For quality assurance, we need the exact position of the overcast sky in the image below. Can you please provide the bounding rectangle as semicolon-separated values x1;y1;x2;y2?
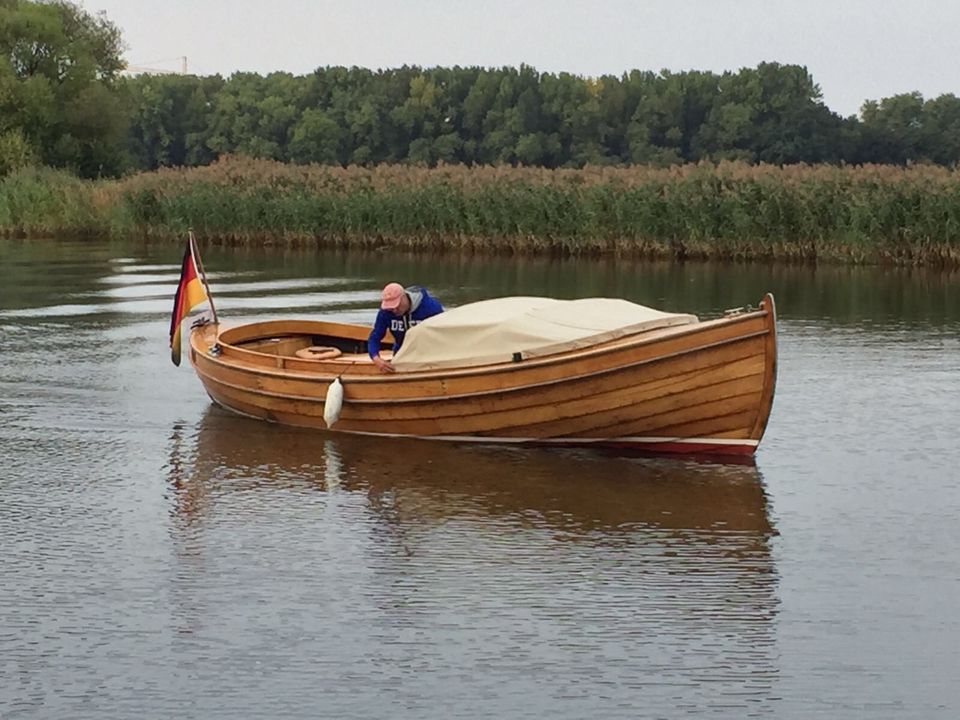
86;0;958;117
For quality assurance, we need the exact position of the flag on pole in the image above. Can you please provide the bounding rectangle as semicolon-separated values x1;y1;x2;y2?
169;239;208;366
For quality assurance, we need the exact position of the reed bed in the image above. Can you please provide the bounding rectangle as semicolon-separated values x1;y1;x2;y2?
3;156;960;265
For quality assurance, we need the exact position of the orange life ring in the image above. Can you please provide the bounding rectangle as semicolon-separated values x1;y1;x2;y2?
294;345;343;361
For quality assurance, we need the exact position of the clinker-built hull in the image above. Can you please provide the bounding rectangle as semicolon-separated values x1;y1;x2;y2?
188;294;777;456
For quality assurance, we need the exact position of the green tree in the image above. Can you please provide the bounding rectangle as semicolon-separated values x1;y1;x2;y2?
698;63;843;164
125;74;223;169
594;73;630;161
856;92;960;164
921;94;960;165
541;71;606;166
461;68;502;161
205;72;306;161
625;70;718;165
288;108;344;164
0;0;127;176
392;73;444;162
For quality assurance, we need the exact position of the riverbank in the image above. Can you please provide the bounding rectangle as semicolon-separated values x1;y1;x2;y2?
3;156;960;265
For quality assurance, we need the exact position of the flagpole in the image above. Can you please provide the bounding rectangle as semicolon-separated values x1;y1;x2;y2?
188;229;219;324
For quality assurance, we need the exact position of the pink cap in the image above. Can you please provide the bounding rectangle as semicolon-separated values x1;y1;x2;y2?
380;282;405;310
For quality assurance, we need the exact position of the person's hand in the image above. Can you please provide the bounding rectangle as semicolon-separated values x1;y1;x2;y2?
372;355;395;374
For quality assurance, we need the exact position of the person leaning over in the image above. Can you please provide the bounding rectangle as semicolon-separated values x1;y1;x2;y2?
367;282;444;373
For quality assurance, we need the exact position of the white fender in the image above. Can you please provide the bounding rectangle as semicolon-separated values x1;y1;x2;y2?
324;378;344;428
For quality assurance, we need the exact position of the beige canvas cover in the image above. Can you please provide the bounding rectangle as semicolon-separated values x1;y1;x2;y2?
391;296;698;371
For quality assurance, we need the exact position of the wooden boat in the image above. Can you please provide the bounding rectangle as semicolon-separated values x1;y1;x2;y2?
186;293;777;457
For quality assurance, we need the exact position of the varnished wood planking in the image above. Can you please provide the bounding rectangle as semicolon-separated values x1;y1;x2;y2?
348;351;766;423
193;317;769;403
591;392;763;437
642;407;760;439
188;296;779;452
197;355;763;439
349;352;760;434
195;334;764;427
474;378;764;440
206;310;767;381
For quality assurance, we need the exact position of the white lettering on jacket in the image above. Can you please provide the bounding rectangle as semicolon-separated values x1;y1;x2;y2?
390;318;421;332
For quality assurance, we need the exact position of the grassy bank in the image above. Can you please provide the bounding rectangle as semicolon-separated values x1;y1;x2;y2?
3;156;960;265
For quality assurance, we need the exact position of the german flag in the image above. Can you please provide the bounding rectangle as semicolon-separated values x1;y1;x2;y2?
169;239;208;366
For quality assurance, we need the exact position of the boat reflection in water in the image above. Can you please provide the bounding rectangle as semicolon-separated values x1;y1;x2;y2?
169;406;775;537
165;406;781;713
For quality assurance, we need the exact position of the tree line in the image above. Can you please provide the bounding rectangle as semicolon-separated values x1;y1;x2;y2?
3;0;960;178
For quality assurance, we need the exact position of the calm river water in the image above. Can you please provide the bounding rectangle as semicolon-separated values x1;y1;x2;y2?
1;238;959;719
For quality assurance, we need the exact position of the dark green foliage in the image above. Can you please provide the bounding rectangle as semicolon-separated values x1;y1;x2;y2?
118;63;960;173
5;2;960;180
859;92;960;165
125;74;224;169
0;0;127;176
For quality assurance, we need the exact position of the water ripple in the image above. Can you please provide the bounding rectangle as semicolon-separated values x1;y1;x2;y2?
4;240;960;719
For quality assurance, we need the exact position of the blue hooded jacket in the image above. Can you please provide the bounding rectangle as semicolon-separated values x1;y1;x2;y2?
367;286;444;358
